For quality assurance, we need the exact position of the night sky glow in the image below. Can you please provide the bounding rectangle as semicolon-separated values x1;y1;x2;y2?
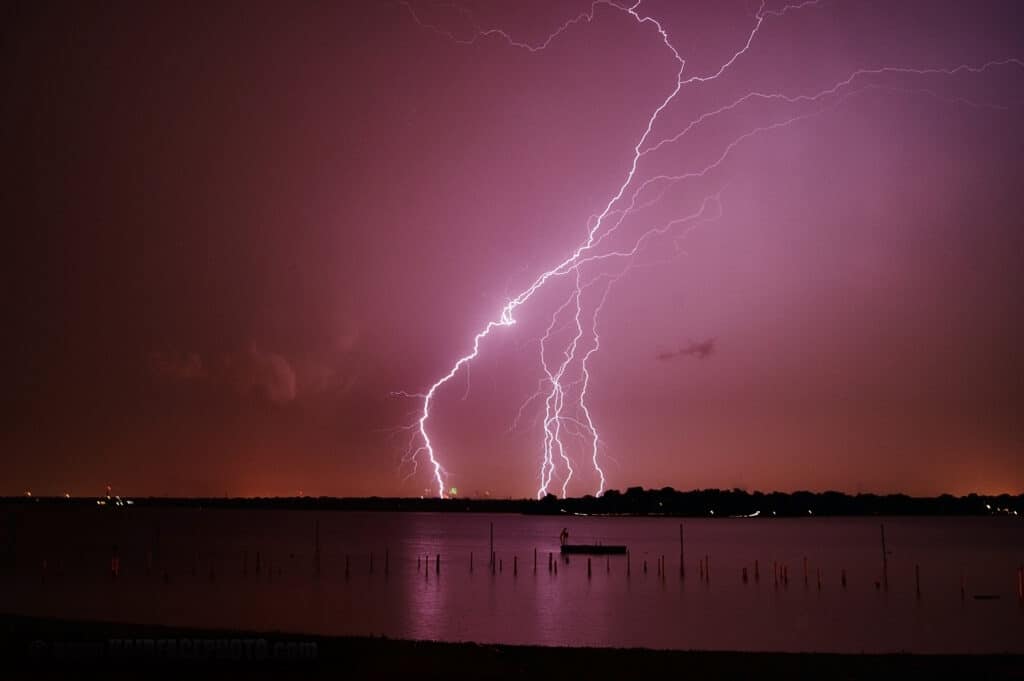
4;1;1023;498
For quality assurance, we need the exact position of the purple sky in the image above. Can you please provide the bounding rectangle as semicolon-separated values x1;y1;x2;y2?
3;0;1023;498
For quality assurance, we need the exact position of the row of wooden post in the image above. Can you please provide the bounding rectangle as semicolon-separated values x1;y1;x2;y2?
41;519;1024;606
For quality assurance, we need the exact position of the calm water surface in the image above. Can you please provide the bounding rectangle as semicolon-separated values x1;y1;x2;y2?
2;507;1022;653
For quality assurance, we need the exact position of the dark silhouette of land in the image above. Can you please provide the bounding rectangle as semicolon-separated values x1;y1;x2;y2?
4;487;1021;517
1;614;1021;680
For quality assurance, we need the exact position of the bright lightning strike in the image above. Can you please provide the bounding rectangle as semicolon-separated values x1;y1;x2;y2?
397;1;1023;499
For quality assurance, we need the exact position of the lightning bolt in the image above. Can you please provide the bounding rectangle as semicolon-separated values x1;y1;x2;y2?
398;1;1023;498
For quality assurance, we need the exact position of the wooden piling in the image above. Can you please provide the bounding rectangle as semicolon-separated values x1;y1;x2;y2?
816;567;821;591
626;550;631;576
960;571;965;600
606;556;610;573
554;560;557;575
514;555;518;576
153;521;161;567
385;549;389;576
314;520;321;576
705;554;710;582
742;566;748;583
548;552;553;573
489;522;494;567
436;553;440;575
587;558;592;579
754;559;759;582
679;523;685;579
470;552;473;573
492;552;496;575
370;552;374;574
915;564;921;599
534;548;537;574
499;558;502;573
880;524;889;591
803;556;808;586
345;554;350;579
841;568;847;589
643;559;647;574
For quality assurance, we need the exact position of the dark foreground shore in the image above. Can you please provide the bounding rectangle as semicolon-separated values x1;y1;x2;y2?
2;614;1022;681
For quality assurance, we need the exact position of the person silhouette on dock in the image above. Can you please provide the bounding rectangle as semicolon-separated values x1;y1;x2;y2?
559;528;569;546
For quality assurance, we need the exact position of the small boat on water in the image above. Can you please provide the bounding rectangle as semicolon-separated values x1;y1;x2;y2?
560;544;627;555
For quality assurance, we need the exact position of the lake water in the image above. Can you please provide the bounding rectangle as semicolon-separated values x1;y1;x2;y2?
2;507;1022;653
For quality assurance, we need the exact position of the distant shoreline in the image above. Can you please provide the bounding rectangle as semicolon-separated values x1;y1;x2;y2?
1;613;1021;680
2;487;1021;517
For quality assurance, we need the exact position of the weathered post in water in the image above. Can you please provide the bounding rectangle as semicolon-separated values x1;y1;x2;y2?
587;558;592;579
489;522;494;567
534;548;537;574
470;552;473;573
679;523;685;579
154;521;161;567
880;524;889;591
314;520;321;577
435;553;440;575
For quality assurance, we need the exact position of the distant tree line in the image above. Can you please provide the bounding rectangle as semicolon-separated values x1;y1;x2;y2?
2;487;1021;517
532;487;1022;517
